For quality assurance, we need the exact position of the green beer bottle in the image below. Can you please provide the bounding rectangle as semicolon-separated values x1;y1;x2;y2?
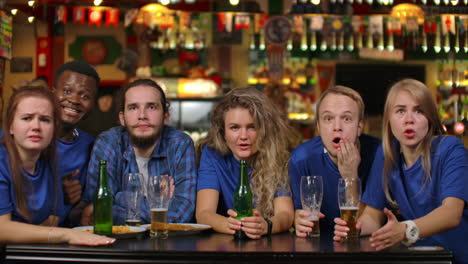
233;159;253;239
94;160;113;236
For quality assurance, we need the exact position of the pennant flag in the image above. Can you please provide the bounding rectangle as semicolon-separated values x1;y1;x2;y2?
405;17;419;33
124;8;138;27
254;14;269;33
441;15;455;35
293;15;304;34
179;12;190;30
73;6;85;24
217;13;226;32
55;5;67;24
310;16;324;32
235;13;250;31
369;16;383;35
352;16;363;33
424;17;437;34
387;17;402;35
88;8;102;26
105;8;119;27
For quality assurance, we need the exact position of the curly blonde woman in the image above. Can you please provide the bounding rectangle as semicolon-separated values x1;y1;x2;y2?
196;87;299;239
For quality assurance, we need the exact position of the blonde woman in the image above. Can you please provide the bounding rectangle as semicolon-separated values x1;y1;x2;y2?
334;79;468;263
196;87;298;239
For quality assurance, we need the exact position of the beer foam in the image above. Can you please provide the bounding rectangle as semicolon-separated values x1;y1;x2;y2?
339;206;359;210
150;208;168;212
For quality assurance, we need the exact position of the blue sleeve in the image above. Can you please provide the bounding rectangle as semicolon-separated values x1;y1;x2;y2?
0;169;13;216
84;132;126;225
288;151;304;210
197;146;220;192
361;146;387;210
438;139;468;203
167;136;197;223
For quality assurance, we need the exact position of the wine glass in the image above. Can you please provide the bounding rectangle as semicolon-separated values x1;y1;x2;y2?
300;175;323;238
337;178;361;239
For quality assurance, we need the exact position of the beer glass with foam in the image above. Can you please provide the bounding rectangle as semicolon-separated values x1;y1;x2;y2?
146;174;172;239
337;178;361;239
124;173;143;226
300;175;323;238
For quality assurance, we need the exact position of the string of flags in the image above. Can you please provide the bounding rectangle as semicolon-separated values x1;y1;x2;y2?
53;5;468;53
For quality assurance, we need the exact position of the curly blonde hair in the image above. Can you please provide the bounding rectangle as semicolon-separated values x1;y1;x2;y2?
197;87;299;217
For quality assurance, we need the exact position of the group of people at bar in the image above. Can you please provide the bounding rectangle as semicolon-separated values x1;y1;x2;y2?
0;61;466;263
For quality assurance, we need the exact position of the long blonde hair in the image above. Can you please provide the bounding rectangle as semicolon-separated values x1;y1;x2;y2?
197;87;299;217
382;79;444;203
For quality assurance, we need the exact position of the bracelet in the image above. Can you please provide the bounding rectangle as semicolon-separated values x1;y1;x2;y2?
47;227;54;243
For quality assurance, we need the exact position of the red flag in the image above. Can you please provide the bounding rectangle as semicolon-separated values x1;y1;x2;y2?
105;8;119;27
55;5;67;24
89;8;102;26
73;6;85;24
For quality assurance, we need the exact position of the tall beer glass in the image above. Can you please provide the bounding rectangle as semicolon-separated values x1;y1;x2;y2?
300;175;323;238
337;178;361;239
146;174;172;239
124;173;143;226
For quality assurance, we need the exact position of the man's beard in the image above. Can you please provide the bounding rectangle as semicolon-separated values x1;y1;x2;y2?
129;129;160;150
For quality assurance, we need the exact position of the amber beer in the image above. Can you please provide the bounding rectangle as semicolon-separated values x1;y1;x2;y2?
151;208;168;238
340;206;359;238
125;219;141;226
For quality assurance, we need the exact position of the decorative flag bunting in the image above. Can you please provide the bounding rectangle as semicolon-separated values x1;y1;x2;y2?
105;9;119;27
73;6;85;24
124;9;138;27
442;15;456;35
55;5;67;24
88;8;102;26
235;13;250;31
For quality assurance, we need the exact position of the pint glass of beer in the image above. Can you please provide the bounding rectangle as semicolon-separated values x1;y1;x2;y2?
124;173;143;227
300;176;323;238
337;178;361;239
146;174;172;239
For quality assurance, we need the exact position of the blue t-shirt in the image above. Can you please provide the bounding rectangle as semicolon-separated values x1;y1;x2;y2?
362;136;468;264
84;126;197;225
0;144;66;225
289;134;380;232
57;128;94;216
197;145;291;217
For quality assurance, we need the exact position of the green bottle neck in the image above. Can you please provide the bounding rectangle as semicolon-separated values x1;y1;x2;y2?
99;164;109;189
239;160;249;186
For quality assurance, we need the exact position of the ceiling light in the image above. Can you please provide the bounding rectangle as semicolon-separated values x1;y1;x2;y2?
160;0;170;5
94;0;103;6
28;0;34;7
230;0;239;5
28;16;35;23
11;9;18;15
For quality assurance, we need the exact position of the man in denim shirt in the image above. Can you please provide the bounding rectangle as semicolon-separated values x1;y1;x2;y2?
80;79;197;225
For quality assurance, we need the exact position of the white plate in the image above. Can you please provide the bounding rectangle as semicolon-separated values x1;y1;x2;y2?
141;223;211;236
73;225;146;239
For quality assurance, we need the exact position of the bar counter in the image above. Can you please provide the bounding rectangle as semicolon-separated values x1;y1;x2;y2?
4;231;452;264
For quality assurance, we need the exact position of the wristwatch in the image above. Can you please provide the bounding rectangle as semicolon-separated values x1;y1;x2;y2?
265;218;273;237
402;220;419;246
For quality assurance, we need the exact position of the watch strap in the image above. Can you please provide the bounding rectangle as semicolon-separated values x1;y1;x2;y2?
402;220;419;246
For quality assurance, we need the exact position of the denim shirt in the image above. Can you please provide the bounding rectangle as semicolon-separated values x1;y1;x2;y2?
84;126;197;224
